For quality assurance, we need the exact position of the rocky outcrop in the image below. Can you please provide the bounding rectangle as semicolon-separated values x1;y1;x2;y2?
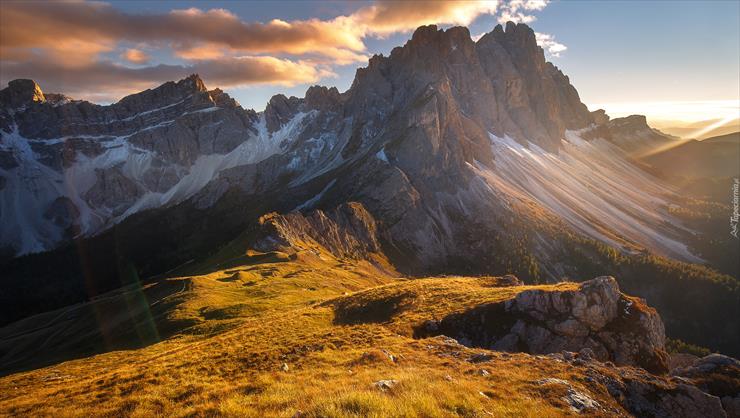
672;354;740;417
604;114;678;156
253;202;383;260
589;366;729;418
419;277;669;373
503;277;668;373
264;94;302;133
304;85;342;112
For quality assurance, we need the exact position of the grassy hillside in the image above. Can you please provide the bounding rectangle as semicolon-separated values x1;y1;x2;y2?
0;247;394;375
0;251;702;417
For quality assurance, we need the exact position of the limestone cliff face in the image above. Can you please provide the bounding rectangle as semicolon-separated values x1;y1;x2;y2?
478;22;593;150
291;23;600;271
0;79;46;110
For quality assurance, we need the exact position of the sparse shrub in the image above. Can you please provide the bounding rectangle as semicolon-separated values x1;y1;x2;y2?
666;338;712;357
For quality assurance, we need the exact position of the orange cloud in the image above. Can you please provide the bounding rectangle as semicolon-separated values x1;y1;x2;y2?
0;2;368;63
173;43;228;61
0;1;116;62
354;1;499;36
121;48;150;64
0;1;504;63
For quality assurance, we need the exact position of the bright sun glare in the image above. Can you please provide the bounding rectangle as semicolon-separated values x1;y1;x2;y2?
591;99;740;125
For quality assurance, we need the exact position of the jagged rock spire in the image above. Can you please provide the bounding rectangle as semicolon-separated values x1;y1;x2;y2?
0;79;46;109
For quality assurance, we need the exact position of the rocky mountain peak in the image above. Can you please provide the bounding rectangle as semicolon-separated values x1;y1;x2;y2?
180;73;208;93
484;21;545;70
208;88;240;108
612;114;648;127
116;74;210;113
43;93;74;106
0;79;46;109
591;109;610;125
408;24;472;45
403;24;476;60
304;85;341;111
409;24;439;44
504;21;537;42
482;22;537;48
264;93;302;132
604;114;677;155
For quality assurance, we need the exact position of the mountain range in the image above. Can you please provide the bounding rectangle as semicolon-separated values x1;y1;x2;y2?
1;22;738;417
0;22;695;264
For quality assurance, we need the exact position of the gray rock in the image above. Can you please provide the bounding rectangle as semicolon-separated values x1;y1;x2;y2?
537;378;602;413
721;396;740;418
373;379;397;391
552;319;589;338
469;353;494;363
495;277;667;372
492;333;519;352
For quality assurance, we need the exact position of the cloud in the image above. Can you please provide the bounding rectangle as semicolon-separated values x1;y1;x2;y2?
0;0;558;102
121;49;150;64
0;2;366;63
0;1;502;63
355;1;499;36
173;43;229;61
0;55;331;102
497;0;548;24
535;32;567;57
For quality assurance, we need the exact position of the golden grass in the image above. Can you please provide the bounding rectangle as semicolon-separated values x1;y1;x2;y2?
326;276;579;336
1;250;627;417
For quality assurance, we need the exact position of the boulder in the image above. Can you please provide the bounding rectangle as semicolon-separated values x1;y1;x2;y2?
419;276;669;373
373;380;397;391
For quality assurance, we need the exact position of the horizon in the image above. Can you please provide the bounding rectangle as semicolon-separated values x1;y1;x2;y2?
1;0;738;126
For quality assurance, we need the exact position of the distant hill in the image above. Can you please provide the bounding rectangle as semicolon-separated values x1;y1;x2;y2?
652;118;740;140
643;131;739;179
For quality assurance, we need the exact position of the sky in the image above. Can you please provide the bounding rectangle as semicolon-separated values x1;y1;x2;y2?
1;0;738;124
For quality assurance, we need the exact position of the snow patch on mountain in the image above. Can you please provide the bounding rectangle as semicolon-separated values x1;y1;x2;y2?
0;128;99;253
376;148;389;163
0;111;312;255
116;111;312;218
